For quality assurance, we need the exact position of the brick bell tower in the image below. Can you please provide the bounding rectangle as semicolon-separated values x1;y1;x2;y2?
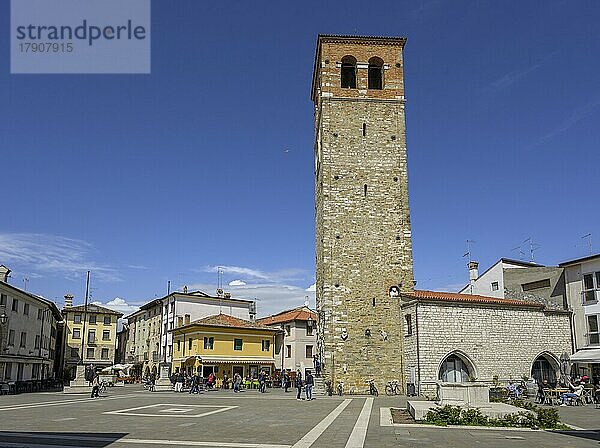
312;35;414;393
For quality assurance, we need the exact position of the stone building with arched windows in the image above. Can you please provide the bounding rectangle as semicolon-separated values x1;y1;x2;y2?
400;290;571;397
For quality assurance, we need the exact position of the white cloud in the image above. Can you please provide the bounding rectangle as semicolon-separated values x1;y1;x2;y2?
101;297;140;316
305;283;316;292
202;265;306;283
0;233;120;282
228;280;247;286
188;282;315;317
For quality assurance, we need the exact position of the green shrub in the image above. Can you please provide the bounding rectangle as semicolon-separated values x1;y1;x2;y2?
423;403;565;429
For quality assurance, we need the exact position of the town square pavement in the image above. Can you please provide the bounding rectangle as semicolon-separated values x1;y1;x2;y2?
0;385;598;447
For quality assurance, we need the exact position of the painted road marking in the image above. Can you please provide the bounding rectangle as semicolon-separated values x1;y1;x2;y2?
291;398;352;448
52;417;78;422
0;394;143;411
345;398;373;448
379;407;393;426
104;403;238;418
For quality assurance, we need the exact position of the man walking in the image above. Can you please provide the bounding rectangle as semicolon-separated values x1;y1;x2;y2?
284;371;290;393
90;372;100;398
295;370;303;401
305;371;314;400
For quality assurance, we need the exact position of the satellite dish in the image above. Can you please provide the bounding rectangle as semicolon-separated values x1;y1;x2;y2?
216;288;224;296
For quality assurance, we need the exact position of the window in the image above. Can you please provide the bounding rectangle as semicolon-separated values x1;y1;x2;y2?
262;339;270;352
104;315;111;325
8;329;15;346
87;348;95;359
588;315;599;345
306;322;314;336
364;184;368;197
74;314;81;324
4;363;12;379
88;329;95;344
305;345;313;358
71;347;79;358
368;57;383;90
340;55;357;88
12;298;18;312
188;338;193;350
23;303;29;316
204;337;214;350
234;338;243;351
37;308;42;319
177;316;183;327
170;302;175;312
583;272;600;303
89;315;96;324
405;314;413;336
177;340;181;352
102;330;110;341
0;293;6;307
20;332;26;347
101;348;109;359
362;123;367;137
491;281;499;291
73;328;81;339
35;335;40;349
285;345;291;358
285;325;291;336
522;279;551;291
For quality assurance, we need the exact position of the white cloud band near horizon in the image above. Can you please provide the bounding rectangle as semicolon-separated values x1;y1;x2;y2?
0;232;120;282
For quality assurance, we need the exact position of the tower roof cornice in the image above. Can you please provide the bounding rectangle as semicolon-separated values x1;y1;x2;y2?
311;34;407;102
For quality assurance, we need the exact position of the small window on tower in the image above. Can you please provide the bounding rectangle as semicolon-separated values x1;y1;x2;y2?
364;184;368;197
340;55;357;89
362;123;366;136
368;57;384;90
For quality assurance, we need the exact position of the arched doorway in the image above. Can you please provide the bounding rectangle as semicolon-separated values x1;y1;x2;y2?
531;353;558;385
439;353;474;383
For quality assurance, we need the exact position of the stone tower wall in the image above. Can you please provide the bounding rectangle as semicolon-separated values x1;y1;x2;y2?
313;36;414;393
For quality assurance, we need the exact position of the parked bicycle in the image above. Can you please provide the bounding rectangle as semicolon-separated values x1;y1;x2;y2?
98;381;108;394
385;380;402;396
366;379;378;396
337;381;344;396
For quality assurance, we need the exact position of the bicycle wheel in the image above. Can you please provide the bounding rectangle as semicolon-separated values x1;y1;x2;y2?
385;384;394;396
373;386;379;397
394;384;401;395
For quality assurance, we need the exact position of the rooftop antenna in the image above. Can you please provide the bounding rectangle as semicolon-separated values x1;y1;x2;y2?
22;276;29;292
523;237;541;262
511;245;526;260
217;267;223;291
463;239;476;262
167;280;171;295
581;233;592;255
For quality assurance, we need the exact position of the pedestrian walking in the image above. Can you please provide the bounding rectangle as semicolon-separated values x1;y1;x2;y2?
233;373;242;393
189;373;198;394
176;372;184;392
284;371;290;393
305;371;314;400
90;373;100;398
295;370;303;400
259;371;266;393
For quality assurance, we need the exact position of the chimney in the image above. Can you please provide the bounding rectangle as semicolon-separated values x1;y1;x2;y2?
468;261;479;281
64;294;74;308
0;265;11;283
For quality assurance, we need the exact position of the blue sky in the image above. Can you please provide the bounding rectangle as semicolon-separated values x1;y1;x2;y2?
1;1;599;316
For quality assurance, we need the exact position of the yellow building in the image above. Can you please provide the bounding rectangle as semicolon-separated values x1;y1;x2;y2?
62;301;123;380
171;313;278;382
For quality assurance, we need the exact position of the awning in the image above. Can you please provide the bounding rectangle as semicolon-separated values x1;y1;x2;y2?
198;356;275;365
570;349;600;363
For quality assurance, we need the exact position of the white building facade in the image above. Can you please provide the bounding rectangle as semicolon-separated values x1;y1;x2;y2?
0;266;63;385
560;254;600;381
258;306;317;376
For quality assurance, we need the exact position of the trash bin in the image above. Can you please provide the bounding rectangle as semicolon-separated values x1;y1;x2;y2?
407;383;416;396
